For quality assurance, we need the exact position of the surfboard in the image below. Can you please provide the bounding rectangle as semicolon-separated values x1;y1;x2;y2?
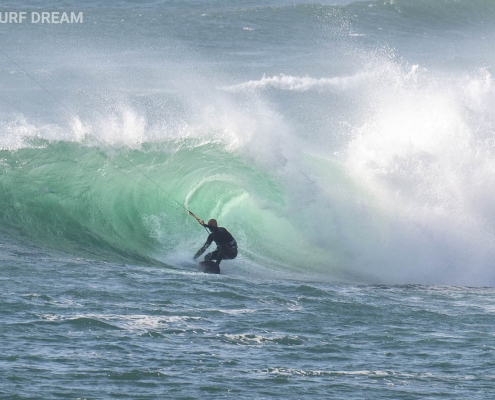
199;260;220;274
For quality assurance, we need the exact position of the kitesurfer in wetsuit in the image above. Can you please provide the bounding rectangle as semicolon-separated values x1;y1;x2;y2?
193;219;238;266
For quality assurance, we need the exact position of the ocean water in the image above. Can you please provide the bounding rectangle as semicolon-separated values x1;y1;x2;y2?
1;0;495;398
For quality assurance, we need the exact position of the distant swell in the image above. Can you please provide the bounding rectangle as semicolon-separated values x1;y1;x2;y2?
225;73;371;93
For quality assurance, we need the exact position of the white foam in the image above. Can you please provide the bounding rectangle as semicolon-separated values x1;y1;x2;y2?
0;116;67;150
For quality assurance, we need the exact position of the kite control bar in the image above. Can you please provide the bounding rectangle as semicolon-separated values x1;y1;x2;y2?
188;210;205;226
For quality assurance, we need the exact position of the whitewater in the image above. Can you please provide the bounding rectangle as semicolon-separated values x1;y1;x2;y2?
1;0;495;398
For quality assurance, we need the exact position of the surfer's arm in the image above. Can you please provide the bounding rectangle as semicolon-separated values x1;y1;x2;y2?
193;234;213;259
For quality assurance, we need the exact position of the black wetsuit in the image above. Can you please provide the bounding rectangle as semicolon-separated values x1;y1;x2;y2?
194;224;238;266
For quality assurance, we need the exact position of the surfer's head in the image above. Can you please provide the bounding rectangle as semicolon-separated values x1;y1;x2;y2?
207;219;218;227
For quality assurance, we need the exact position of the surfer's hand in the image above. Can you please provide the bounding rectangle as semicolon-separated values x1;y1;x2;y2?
199;219;205;226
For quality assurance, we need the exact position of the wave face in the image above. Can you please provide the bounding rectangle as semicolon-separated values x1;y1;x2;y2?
1;0;495;284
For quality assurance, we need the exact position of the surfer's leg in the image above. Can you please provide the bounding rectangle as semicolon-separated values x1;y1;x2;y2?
205;246;235;266
214;246;226;266
204;249;219;262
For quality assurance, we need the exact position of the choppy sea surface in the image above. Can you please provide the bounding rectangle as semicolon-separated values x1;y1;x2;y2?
1;0;495;398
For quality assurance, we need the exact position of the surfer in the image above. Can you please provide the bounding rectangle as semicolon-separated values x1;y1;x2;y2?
193;219;238;266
